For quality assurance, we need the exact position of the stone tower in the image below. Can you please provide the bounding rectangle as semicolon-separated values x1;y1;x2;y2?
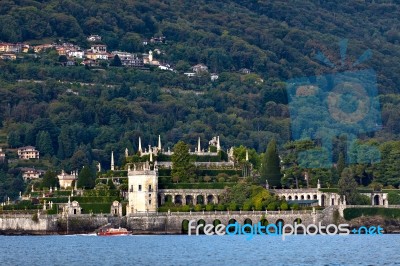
126;161;158;214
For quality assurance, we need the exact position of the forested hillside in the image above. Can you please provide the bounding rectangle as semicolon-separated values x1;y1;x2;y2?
1;0;400;198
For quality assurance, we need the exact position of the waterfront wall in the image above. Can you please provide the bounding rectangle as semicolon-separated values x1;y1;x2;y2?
0;209;335;235
0;214;108;235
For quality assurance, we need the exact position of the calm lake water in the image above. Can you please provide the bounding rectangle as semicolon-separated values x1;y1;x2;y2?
0;234;399;266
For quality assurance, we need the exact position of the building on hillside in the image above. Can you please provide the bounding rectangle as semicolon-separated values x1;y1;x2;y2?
86;52;108;60
184;72;196;77
126;161;158;214
87;35;102;42
210;73;219;81
58;170;78;189
21;168;45;181
67;49;84;59
0;148;5;161
17;146;40;159
158;64;174;71
143;50;160;66
33;44;54;53
0;53;17;60
150;36;166;44
239;68;251;74
90;44;107;53
80;59;99;67
0;42;25;53
191;63;208;73
111;51;144;67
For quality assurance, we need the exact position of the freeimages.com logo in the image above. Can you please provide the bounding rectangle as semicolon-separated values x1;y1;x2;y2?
188;220;384;240
286;39;381;168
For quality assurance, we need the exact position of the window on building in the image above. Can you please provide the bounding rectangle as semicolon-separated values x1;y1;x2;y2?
149;200;151;204
149;185;152;191
138;185;142;191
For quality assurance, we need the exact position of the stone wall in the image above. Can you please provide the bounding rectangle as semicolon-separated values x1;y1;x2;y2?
0;210;334;235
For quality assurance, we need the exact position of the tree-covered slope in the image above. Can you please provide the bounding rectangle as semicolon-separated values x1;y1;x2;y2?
1;0;400;93
0;0;400;174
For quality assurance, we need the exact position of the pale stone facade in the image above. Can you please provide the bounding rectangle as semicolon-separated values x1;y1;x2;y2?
21;168;45;181
110;201;123;216
126;162;158;214
63;199;82;215
58;170;77;189
17;146;40;159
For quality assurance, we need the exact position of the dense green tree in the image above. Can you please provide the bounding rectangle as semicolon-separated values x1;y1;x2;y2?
36;131;54;156
171;141;196;183
337;152;345;177
111;55;122;67
77;165;95;189
40;171;59;189
338;168;359;205
261;139;281;188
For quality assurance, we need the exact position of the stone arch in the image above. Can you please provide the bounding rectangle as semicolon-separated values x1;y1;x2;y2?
307;195;311;200
213;219;221;226
260;219;268;226
313;195;318;200
243;218;252;233
185;195;194;205
295;195;298;200
175;195;183;205
207;195;214;204
182;219;189;233
321;194;326;207
244;218;252;225
165;195;172;203
227;219;237;233
197;219;206;234
288;195;292;200
213;219;221;232
374;195;380;205
293;218;302;225
281;196;286;200
260;218;269;234
301;195;305;200
158;194;162;206
196;195;204;205
276;219;285;226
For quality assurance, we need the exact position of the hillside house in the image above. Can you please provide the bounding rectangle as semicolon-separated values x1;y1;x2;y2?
0;148;5;161
0;53;16;60
21;168;45;181
111;51;144;67
17;146;40;159
192;63;208;73
87;35;102;42
90;44;107;53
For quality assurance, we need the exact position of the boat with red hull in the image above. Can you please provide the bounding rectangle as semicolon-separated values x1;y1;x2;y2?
97;227;131;236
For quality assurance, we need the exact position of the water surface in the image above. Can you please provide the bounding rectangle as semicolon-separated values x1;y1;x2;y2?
0;234;398;265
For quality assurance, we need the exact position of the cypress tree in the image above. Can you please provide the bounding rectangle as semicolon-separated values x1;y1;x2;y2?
261;139;281;188
337;152;345;177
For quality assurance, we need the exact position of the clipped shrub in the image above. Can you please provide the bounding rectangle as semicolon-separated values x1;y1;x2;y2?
280;201;289;210
388;191;400;205
205;204;214;211
194;204;203;212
